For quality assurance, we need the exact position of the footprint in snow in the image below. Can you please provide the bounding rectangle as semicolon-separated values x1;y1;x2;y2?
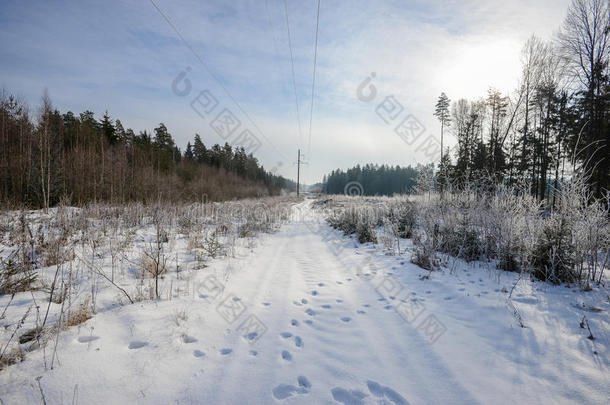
77;335;99;343
182;335;198;344
341;317;352;322
262;302;271;306
330;387;367;405
280;332;293;338
331;381;409;405
357;310;366;314
304;320;313;325
301;298;308;304
249;350;258;356
384;305;393;310
318;282;325;287
336;299;344;303
128;341;147;349
281;350;292;361
366;380;409;404
243;332;260;341
193;350;205;358
220;348;232;355
298;375;311;389
291;319;300;327
336;281;343;285
311;290;319;296
294;336;303;348
362;304;370;308
321;304;332;309
305;308;316;316
272;376;311;400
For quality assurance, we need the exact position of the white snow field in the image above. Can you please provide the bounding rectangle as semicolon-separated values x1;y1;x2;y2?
0;200;608;404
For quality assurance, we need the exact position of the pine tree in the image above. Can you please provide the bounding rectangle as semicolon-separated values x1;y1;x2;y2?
101;111;117;145
434;93;451;162
153;123;174;151
193;134;207;164
114;119;126;143
184;142;194;161
436;148;453;191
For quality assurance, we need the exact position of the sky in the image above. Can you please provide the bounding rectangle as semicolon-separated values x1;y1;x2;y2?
0;0;571;184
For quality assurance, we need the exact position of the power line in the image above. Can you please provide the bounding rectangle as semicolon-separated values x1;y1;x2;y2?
147;0;289;162
307;0;321;160
283;0;303;146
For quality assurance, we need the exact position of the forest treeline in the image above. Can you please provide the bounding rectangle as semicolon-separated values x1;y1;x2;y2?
434;0;609;201
323;164;418;196
0;92;290;209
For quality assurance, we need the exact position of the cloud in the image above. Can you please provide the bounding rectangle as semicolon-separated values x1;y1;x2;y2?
0;0;571;183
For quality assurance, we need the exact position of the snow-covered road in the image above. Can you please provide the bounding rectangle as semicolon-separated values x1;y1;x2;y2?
190;217;470;405
1;201;608;404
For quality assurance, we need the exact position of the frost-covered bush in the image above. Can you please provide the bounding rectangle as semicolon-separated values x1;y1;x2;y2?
0;213;37;294
531;178;609;285
356;218;377;244
411;199;442;270
411;193;482;266
318;176;608;288
386;201;416;239
484;187;541;273
327;204;379;243
438;225;482;262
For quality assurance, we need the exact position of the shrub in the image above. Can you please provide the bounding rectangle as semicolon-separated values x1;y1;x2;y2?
356;220;377;244
0;254;37;295
532;216;575;283
412;231;440;270
202;231;225;258
438;225;482;262
327;204;378;244
388;202;416;239
530;177;609;285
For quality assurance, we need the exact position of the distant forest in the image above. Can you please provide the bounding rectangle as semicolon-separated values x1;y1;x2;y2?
0;91;289;208
323;164;418;196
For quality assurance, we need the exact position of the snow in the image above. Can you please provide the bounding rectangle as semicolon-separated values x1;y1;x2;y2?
0;200;608;404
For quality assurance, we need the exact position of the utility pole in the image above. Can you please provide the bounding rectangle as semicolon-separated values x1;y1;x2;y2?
294;149;308;197
297;149;301;196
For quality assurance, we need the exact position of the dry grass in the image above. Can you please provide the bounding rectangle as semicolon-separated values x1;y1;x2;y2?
64;299;93;327
0;346;25;370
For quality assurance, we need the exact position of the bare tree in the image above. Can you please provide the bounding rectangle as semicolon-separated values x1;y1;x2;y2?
37;90;52;213
558;0;610;195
